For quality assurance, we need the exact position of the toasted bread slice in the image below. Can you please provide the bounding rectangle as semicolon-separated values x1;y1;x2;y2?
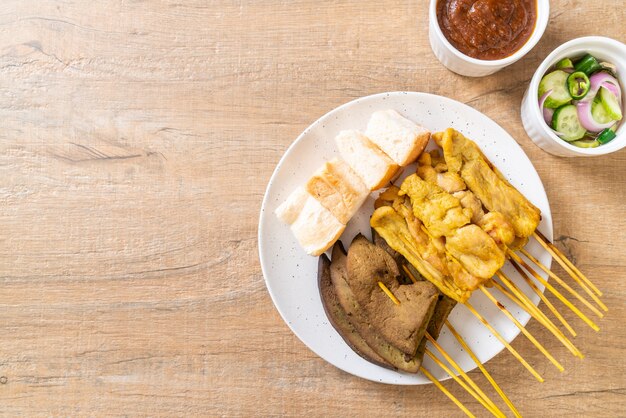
289;193;345;256
275;186;309;225
365;110;430;166
335;130;399;191
305;159;369;225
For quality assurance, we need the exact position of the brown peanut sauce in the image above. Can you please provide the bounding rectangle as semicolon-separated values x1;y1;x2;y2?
437;0;537;60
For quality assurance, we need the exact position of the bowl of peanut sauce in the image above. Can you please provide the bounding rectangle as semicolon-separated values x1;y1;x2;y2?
429;0;549;77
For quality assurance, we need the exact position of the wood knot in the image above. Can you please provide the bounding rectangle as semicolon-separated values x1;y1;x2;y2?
0;376;7;384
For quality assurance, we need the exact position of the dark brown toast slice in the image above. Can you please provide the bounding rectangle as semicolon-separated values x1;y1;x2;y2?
371;231;458;359
329;242;422;373
318;253;388;368
346;235;439;356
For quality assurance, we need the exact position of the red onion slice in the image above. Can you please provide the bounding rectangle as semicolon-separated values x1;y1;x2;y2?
538;89;554;124
584;72;622;103
543;107;555;125
576;100;615;132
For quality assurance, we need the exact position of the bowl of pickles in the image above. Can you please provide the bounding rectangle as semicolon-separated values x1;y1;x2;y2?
521;36;626;157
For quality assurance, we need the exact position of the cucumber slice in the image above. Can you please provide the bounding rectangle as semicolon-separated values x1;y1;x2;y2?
592;99;614;124
599;86;623;120
539;70;572;108
552;104;587;141
571;139;600;148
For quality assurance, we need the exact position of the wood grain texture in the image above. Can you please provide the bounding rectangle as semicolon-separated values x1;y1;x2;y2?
0;0;625;416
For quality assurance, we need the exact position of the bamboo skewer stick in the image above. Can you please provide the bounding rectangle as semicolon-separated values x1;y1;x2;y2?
493;272;583;359
508;251;600;332
421;366;476;418
532;232;606;310
504;263;580;345
479;286;564;372
464;301;544;382
425;350;504;418
493;272;581;358
378;281;400;305
426;333;505;417
445;321;522;418
519;248;606;316
402;265;418;284
534;230;603;297
506;257;577;337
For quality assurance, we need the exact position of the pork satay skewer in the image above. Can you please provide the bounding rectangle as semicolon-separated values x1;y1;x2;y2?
433;128;605;307
526;237;607;312
508;252;600;331
414;223;563;371
479;286;564;372
425;350;505;418
426;333;506;416
412;159;597;329
519;248;605;317
417;156;604;325
420;366;476;418
446;320;522;418
493;272;583;359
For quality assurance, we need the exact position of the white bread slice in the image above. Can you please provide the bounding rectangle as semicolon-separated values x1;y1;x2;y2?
305;158;369;224
335;130;400;191
290;193;345;256
275;186;308;225
365;110;430;166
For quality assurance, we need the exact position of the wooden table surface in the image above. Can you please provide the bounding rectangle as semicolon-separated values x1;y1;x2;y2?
1;1;625;416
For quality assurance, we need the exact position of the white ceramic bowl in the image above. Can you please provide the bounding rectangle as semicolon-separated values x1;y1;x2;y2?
521;36;626;157
429;0;549;77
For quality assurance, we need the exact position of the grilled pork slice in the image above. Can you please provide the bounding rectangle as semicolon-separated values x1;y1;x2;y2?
329;242;423;372
461;158;541;239
370;205;473;303
346;235;438;356
400;174;505;280
434;128;541;239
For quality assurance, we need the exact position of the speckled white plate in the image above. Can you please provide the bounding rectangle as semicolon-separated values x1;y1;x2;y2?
258;92;552;385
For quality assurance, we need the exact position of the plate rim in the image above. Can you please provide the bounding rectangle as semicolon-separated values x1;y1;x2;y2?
258;91;553;385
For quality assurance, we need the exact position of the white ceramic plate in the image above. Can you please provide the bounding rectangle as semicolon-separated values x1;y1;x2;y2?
258;92;553;385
